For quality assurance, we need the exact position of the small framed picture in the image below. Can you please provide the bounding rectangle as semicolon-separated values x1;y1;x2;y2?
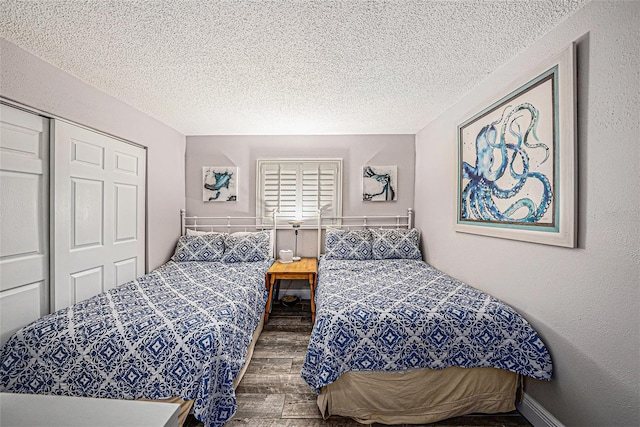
202;166;237;202
363;165;397;202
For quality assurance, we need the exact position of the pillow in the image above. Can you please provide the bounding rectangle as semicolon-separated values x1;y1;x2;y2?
186;228;216;236
324;229;372;260
171;234;225;262
371;228;422;260
230;229;275;258
222;230;271;262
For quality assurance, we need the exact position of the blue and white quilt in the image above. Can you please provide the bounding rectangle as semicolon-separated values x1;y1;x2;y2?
0;260;271;427
301;259;552;392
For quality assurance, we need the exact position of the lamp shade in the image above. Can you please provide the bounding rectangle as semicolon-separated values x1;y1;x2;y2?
288;219;304;228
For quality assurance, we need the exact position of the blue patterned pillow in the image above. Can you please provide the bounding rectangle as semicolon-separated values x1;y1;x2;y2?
371;228;422;260
222;230;271;262
324;229;372;260
171;234;225;262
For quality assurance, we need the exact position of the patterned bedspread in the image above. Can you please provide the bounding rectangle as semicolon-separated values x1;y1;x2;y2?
301;259;552;392
0;260;271;427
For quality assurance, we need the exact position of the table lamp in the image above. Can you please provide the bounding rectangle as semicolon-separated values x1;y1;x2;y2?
288;219;304;261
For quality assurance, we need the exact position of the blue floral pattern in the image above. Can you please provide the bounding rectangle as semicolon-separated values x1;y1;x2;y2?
0;260;272;427
222;231;271;263
301;259;552;393
324;229;372;260
171;234;226;262
371;228;422;260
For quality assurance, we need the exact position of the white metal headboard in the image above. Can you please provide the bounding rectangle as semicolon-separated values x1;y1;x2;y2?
316;208;414;258
180;209;278;254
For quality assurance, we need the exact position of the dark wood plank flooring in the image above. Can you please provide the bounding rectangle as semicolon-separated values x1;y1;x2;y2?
186;300;531;426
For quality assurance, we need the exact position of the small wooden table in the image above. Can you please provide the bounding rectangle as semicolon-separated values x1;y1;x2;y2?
265;257;318;324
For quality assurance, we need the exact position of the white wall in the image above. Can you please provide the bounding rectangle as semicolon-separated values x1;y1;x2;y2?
186;134;415;259
0;38;186;270
414;2;639;426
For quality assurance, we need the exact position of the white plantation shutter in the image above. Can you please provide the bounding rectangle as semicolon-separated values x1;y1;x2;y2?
302;162;339;218
257;159;342;224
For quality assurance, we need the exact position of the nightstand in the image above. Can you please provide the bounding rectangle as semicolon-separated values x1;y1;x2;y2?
265;257;318;324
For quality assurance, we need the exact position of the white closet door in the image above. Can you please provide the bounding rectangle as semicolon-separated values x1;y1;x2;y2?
0;105;49;346
52;120;146;310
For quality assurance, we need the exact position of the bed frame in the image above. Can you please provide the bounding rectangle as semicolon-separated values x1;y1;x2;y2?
181;208;277;245
311;208;520;424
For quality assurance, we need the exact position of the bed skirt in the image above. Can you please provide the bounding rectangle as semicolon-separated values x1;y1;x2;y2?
317;366;518;425
142;310;266;426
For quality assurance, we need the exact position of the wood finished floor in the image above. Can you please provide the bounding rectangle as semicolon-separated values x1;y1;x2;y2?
185;300;531;427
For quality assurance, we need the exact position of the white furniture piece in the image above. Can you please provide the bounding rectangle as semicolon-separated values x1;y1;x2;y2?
0;103;147;347
0;105;49;347
51;119;146;311
0;393;180;427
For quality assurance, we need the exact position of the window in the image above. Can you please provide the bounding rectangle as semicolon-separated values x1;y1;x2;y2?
256;159;342;224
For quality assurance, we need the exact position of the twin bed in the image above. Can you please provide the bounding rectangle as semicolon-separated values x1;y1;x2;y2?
0;209;552;426
301;213;552;423
0;211;275;427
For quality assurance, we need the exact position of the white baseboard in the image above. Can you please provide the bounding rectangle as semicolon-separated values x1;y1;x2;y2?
517;392;564;427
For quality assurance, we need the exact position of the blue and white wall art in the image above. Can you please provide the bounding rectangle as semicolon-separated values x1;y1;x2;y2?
363;165;397;202
202;166;237;202
456;44;576;247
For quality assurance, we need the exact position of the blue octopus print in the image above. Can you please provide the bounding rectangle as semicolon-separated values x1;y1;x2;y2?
203;167;237;202
461;103;552;223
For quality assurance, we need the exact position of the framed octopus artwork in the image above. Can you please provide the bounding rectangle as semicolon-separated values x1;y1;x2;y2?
456;43;577;248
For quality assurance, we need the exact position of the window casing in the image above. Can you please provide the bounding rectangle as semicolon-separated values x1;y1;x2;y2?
256;159;342;225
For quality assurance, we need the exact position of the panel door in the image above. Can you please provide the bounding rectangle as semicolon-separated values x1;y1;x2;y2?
0;104;49;346
52;120;146;310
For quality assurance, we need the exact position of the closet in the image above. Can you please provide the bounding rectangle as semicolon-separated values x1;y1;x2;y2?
0;104;146;345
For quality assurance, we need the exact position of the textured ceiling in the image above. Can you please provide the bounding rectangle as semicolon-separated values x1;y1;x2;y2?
1;1;587;135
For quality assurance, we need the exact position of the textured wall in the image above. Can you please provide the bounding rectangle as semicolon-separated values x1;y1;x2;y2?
413;1;639;426
0;38;186;270
185;134;415;259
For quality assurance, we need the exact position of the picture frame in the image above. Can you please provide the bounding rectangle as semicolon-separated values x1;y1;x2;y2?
455;43;576;247
202;166;238;202
363;165;397;202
